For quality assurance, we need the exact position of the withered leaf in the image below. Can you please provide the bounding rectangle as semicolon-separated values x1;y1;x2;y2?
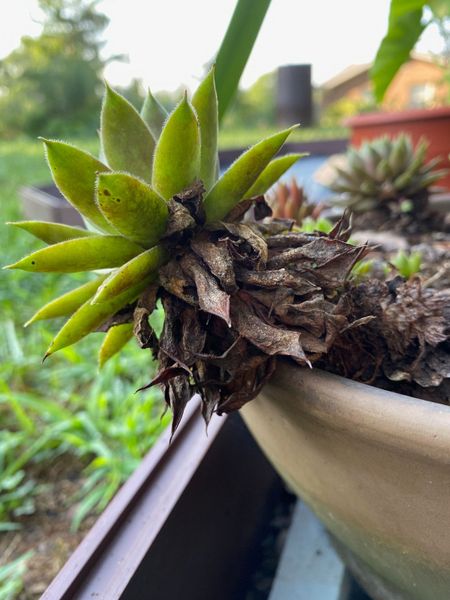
222;223;268;268
180;254;231;326
267;232;316;248
191;235;237;293
159;261;197;305
133;284;159;349
231;295;308;363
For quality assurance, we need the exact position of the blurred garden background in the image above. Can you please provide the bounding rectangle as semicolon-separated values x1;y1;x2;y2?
0;0;448;596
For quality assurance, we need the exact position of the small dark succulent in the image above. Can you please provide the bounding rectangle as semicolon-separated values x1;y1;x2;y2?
269;177;327;225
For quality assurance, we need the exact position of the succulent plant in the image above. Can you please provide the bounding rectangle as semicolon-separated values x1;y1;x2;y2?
330;135;447;215
6;68;406;432
269;177;327;225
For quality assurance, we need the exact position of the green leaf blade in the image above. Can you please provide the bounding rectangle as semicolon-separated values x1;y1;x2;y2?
42;140;115;233
141;89;168;139
203;125;298;222
45;276;155;357
7;221;95;245
151;95;201;200
101;84;155;183
25;275;108;326
5;236;144;273
92;246;168;304
245;153;307;197
215;0;272;121
98;323;134;368
192;67;219;191
371;0;426;102
96;172;169;247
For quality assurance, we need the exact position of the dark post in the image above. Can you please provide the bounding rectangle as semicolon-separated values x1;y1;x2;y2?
277;64;313;127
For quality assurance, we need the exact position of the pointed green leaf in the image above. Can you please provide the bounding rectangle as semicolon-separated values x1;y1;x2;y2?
92;246;167;304
25;275;108;326
42;140;115;233
203;125;298;222
371;0;426;102
245;153;307;197
101;83;155;182
141;89;168;139
5;236;143;272
45;276;154;357
98;323;134;368
8;221;95;245
192;67;219;191
215;0;272;121
152;94;200;200
96;172;168;247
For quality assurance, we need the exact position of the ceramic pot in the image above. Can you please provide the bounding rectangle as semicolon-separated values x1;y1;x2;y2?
242;362;450;600
346;106;450;191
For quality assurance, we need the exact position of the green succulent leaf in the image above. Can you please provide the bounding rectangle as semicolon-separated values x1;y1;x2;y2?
141;89;168;139
96;172;169;247
25;275;108;326
45;276;155;358
101;83;155;183
152;94;201;200
98;322;134;368
5;236;144;272
7;221;95;245
371;0;426;102
42;140;115;233
92;246;168;304
203;125;298;222
192;67;219;191
245;153;307;197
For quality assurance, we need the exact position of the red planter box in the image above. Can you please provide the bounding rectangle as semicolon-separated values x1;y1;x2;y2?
346;106;450;190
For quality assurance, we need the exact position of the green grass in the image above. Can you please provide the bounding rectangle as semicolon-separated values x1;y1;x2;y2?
218;124;348;149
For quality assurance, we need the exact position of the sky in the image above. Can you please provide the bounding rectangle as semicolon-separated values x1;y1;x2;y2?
0;0;446;93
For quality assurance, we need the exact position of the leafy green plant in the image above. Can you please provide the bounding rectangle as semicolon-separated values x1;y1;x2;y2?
0;552;33;600
351;258;376;279
372;0;449;102
5;70;301;365
299;216;334;234
0;313;167;530
391;250;423;279
0;431;38;531
329;135;447;215
6;66;379;434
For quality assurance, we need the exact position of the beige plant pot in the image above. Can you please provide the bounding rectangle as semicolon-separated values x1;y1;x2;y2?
241;361;450;600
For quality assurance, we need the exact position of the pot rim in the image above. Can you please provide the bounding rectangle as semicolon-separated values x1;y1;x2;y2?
345;106;450;129
264;360;450;461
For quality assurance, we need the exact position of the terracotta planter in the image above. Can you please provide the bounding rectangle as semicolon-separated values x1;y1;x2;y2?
242;362;450;600
346;107;450;190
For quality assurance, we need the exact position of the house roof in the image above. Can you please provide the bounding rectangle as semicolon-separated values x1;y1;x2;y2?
322;53;438;90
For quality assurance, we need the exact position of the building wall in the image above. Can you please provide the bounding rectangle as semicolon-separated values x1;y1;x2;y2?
322;59;448;113
383;60;448;110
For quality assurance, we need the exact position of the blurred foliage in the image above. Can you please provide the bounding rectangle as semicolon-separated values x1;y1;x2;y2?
0;138;168;538
222;71;276;130
320;94;377;128
371;0;450;103
0;0;117;139
0;552;32;600
391;250;423;279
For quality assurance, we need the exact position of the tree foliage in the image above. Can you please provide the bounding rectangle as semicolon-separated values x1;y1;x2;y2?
0;0;112;138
